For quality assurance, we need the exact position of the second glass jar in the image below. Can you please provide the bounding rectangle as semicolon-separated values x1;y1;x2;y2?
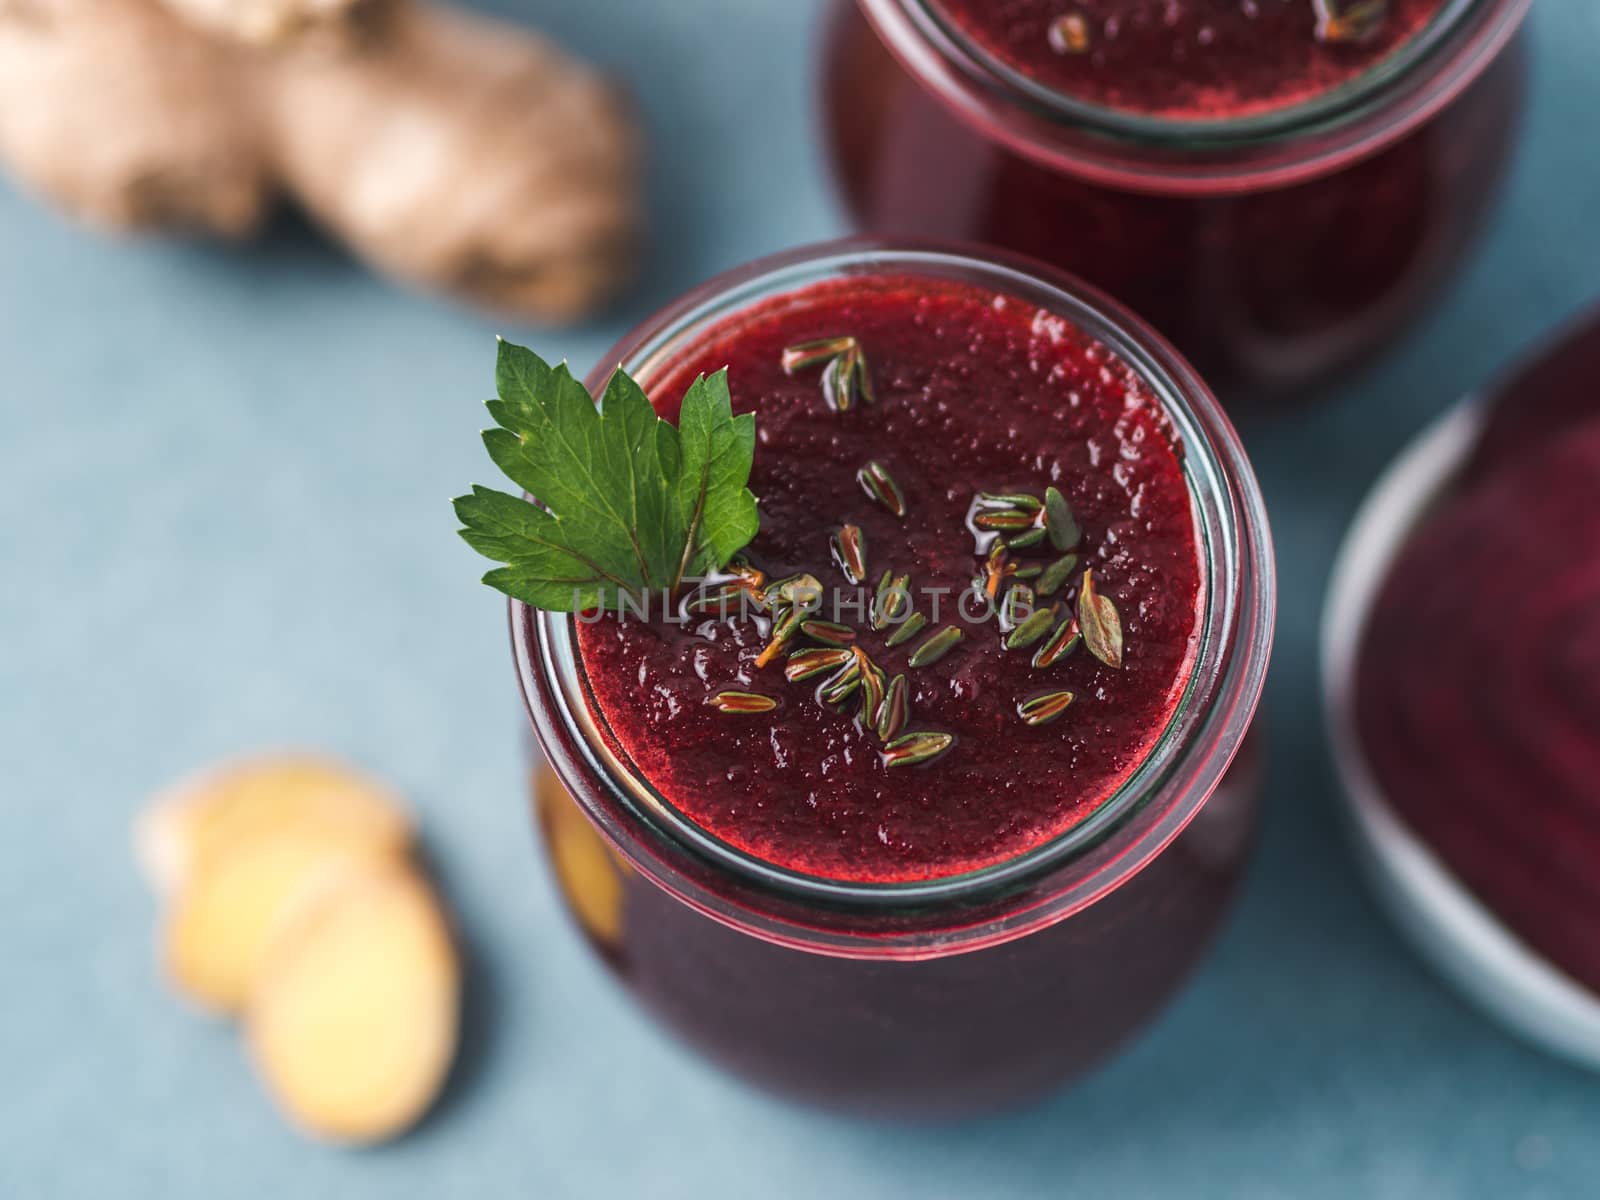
823;0;1531;399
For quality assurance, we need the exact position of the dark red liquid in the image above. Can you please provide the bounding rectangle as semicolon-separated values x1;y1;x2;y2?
823;2;1527;396
1465;305;1600;484
534;737;1260;1115
575;275;1203;883
933;0;1446;119
1356;321;1600;995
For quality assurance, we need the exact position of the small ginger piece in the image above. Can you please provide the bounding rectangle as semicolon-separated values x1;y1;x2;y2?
246;858;458;1144
137;754;411;895
533;764;630;947
139;752;459;1143
163;830;398;1012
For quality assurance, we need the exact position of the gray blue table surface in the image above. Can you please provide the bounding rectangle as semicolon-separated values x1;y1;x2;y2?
4;2;1598;1196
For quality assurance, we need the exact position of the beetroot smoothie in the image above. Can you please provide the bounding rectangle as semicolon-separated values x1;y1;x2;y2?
575;274;1203;884
932;0;1448;119
823;0;1530;397
1465;304;1600;484
1355;313;1600;994
517;244;1274;1115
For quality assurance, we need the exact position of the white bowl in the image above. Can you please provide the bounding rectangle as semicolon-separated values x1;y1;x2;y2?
1321;400;1600;1070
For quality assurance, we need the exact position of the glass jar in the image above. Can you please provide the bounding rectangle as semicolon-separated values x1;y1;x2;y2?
515;241;1276;1117
822;0;1531;399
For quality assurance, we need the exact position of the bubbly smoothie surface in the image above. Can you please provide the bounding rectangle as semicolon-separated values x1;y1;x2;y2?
572;276;1204;883
929;0;1452;120
1355;321;1600;991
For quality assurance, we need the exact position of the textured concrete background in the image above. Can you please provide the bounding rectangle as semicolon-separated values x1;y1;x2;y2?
3;2;1597;1196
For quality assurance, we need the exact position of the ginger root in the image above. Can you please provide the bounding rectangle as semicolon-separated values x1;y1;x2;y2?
164;829;397;1012
247;858;458;1144
137;753;458;1142
138;754;411;895
0;0;640;323
0;0;268;236
159;0;374;45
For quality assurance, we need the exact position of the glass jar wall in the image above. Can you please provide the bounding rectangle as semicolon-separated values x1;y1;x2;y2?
822;0;1530;399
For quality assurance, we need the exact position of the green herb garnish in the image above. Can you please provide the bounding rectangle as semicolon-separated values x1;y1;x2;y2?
1005;604;1059;651
709;691;778;714
818;660;864;706
830;523;868;585
871;570;912;631
454;340;759;612
800;619;857;647
1077;569;1124;669
782;335;875;412
973;508;1036;532
1043;486;1081;552
856;648;888;729
884;610;927;647
1313;0;1387;44
1018;691;1075;727
876;675;910;741
1032;615;1081;669
1048;13;1091;55
785;647;854;683
1037;552;1080;597
858;460;907;518
1005;527;1049;551
908;625;963;668
882;731;955;769
998;584;1036;634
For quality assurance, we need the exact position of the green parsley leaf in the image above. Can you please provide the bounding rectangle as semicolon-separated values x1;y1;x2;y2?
455;340;760;611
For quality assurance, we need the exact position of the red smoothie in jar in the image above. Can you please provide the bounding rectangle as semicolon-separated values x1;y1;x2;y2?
932;0;1448;120
823;0;1530;398
575;275;1203;884
518;244;1274;1116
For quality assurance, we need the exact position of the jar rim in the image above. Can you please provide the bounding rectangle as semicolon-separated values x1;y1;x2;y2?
513;239;1275;956
858;0;1530;193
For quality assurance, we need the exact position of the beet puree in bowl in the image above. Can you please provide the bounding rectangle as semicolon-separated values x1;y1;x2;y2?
518;241;1274;1116
1324;306;1600;1069
822;0;1530;398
